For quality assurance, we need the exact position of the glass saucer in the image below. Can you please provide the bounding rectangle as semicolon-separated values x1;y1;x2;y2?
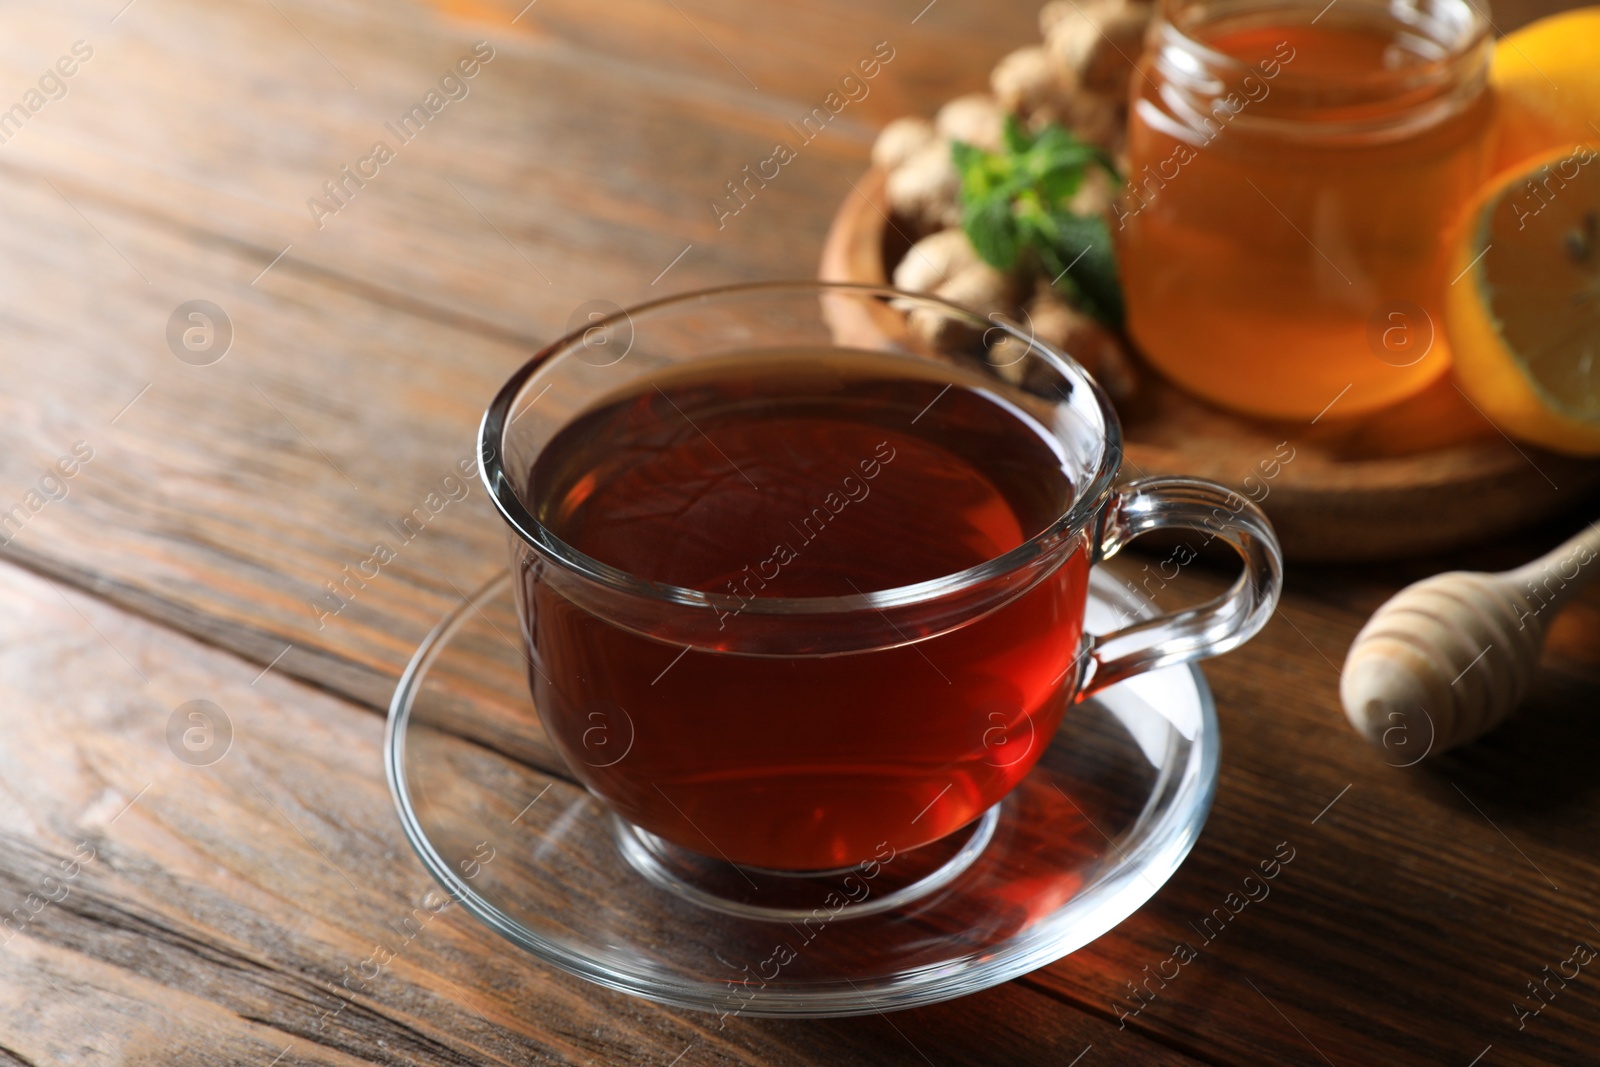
385;569;1218;1018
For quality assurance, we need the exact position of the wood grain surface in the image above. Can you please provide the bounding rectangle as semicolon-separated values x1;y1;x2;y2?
0;0;1596;1064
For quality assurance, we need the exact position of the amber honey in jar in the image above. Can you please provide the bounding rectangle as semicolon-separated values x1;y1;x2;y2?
1116;0;1493;420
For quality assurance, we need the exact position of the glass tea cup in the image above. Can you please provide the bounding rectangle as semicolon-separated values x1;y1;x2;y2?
479;282;1281;909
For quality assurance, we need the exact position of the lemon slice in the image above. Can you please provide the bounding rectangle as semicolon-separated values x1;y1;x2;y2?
1446;145;1600;456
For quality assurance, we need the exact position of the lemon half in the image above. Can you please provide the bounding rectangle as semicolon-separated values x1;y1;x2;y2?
1446;145;1600;456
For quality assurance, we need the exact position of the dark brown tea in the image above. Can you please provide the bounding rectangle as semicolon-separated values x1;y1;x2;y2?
523;350;1089;870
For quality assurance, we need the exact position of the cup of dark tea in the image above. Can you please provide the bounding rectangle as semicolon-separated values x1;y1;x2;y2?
480;282;1281;893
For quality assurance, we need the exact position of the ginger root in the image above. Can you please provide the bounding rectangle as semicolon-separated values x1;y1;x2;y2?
872;115;938;173
991;45;1069;116
893;228;980;294
936;93;1004;152
935;261;1022;314
885;139;962;231
1043;0;1153;98
1028;286;1137;399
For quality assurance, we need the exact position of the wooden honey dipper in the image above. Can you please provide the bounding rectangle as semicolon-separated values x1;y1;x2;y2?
1340;522;1600;760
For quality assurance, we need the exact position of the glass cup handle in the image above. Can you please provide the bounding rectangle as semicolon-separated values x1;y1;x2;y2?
1077;476;1284;699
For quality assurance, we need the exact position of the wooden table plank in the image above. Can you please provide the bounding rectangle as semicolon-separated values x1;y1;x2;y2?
0;558;1208;1066
0;158;522;713
0;0;1031;344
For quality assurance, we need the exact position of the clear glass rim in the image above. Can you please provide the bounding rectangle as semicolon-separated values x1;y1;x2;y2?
477;280;1124;616
1158;0;1491;132
1152;0;1491;94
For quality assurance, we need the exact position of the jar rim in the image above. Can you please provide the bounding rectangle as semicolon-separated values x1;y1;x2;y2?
1146;0;1492;141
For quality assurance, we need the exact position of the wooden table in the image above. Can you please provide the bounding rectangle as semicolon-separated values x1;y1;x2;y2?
0;0;1595;1063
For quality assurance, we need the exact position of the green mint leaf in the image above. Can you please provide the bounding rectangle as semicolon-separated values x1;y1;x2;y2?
1035;164;1086;204
963;195;1023;269
951;139;988;183
1043;210;1123;328
1033;142;1098;177
1027;123;1074;158
950;120;1125;326
1001;113;1033;155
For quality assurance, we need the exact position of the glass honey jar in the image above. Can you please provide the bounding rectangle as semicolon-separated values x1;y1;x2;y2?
1116;0;1494;420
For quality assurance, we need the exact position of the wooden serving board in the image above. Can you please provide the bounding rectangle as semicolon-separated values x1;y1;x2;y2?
821;167;1600;562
